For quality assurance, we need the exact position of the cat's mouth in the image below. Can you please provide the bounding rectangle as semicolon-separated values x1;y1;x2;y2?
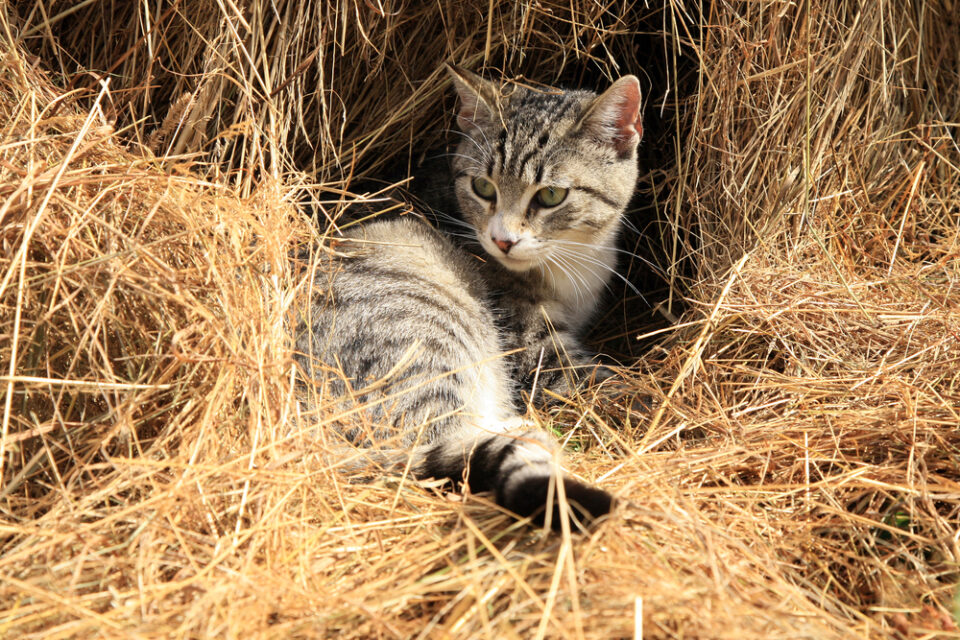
478;234;537;272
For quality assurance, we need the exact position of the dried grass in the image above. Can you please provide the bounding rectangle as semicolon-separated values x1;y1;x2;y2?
2;1;959;638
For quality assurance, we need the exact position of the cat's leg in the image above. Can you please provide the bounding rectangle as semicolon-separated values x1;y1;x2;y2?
417;420;613;531
348;417;613;530
511;322;615;401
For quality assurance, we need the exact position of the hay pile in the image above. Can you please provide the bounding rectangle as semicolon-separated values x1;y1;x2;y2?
2;1;959;638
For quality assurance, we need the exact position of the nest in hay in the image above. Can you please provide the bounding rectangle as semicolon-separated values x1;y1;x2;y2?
1;2;959;638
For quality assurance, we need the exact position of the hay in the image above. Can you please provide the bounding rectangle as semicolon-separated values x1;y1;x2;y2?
2;1;959;638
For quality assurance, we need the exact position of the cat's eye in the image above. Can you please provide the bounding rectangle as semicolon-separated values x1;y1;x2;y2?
471;177;497;200
535;186;568;207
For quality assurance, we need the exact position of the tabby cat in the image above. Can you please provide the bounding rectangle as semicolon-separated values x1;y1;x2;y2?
296;66;642;529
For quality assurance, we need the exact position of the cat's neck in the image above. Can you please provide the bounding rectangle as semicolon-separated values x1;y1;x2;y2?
537;238;618;330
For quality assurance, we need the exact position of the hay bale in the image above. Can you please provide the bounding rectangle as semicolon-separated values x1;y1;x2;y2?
2;1;959;638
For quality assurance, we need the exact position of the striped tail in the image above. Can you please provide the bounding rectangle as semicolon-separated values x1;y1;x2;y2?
419;429;613;531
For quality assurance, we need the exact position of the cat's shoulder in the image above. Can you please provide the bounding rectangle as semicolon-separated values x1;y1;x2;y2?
343;217;486;287
347;216;439;243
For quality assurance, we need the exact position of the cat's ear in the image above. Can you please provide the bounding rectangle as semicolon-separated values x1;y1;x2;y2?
446;64;499;132
577;75;643;159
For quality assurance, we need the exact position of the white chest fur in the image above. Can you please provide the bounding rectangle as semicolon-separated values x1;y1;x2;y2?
540;242;617;330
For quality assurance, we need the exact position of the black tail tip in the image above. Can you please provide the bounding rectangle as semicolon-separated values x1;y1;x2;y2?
500;475;614;532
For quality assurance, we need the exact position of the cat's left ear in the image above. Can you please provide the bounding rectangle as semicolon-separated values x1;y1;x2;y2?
445;64;500;133
577;75;643;159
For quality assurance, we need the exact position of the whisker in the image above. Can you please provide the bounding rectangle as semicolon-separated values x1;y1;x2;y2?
553;246;633;285
429;209;476;230
548;252;590;305
426;152;487;167
552;246;646;302
551;248;615;297
441;128;487;156
440;230;479;242
620;216;640;235
552;238;665;277
545;256;579;304
444;123;492;151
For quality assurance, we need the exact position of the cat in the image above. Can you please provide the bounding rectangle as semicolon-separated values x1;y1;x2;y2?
295;65;642;530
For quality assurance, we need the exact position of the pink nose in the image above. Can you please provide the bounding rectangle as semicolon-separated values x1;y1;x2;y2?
493;237;515;254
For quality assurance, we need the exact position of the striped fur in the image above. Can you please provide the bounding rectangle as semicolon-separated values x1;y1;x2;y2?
296;70;642;529
446;66;643;400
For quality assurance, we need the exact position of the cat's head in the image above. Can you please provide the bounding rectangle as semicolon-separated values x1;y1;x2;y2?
446;66;642;274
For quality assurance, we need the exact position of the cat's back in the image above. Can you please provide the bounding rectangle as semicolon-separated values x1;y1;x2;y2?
299;217;507;413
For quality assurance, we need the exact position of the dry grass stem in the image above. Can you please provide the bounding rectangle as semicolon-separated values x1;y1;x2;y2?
2;1;959;638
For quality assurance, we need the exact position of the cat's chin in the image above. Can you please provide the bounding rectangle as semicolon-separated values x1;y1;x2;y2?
491;253;537;273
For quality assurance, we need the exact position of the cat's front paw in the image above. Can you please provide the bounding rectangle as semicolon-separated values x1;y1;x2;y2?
500;474;613;532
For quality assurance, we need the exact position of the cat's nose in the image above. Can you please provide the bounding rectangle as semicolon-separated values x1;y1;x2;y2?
493;236;515;254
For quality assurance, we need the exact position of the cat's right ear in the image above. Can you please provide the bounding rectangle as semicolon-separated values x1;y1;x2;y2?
445;64;499;133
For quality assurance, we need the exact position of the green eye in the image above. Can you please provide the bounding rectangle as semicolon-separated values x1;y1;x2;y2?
471;177;497;200
535;186;568;207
